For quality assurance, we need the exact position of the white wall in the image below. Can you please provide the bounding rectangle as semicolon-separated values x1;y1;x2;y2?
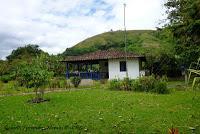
108;58;140;80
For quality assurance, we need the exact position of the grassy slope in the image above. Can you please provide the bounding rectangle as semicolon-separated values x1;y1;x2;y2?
0;89;199;133
63;30;174;56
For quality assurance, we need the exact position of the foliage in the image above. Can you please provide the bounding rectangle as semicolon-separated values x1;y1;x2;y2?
109;76;170;94
0;81;3;88
0;75;14;83
6;44;44;61
46;55;66;77
0;90;199;133
153;81;169;94
49;77;70;90
0;60;9;76
109;78;133;91
70;76;81;88
164;0;200;67
18;64;52;88
17;55;53;101
109;79;121;90
132;76;170;94
193;77;200;91
121;77;133;91
2;45;65;80
133;76;157;92
62;30;174;57
0;81;32;95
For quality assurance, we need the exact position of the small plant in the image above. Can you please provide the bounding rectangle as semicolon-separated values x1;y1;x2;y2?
109;78;133;91
193;77;200;91
121;77;133;91
153;81;169;94
0;75;13;83
49;78;60;89
108;76;170;94
70;76;81;88
0;81;3;89
132;76;157;92
59;78;70;89
132;75;170;94
17;60;53;103
169;127;179;134
109;79;121;90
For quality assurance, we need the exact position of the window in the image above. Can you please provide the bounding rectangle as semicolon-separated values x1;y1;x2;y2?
120;61;126;72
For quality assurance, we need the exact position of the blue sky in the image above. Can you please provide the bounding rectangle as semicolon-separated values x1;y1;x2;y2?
0;0;166;59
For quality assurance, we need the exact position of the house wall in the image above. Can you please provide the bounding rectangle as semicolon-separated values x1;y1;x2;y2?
108;58;140;80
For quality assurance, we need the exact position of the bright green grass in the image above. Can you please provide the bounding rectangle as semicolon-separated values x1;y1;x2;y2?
0;89;200;133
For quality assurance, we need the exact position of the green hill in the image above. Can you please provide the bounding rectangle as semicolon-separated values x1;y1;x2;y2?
62;30;175;56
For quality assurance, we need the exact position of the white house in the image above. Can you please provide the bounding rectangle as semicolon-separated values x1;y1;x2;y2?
62;50;145;80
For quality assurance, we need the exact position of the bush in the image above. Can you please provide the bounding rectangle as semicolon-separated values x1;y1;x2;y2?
121;77;133;91
109;78;133;91
109;79;121;90
193;77;200;91
132;76;157;92
0;75;13;83
70;76;81;88
59;77;70;89
153;81;169;94
0;81;3;89
132;75;170;94
49;78;59;89
108;76;170;94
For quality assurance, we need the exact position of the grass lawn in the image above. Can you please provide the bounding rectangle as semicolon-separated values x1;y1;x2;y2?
0;89;200;133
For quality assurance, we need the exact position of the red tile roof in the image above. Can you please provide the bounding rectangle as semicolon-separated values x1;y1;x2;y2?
63;50;144;62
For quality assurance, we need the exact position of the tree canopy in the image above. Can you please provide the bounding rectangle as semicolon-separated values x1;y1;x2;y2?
164;0;200;67
6;44;44;61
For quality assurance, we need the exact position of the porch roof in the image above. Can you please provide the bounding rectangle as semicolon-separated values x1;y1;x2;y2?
62;49;144;62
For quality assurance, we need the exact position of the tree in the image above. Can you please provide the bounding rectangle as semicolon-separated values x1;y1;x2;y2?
6;44;44;61
164;0;200;67
17;55;53;103
0;60;8;76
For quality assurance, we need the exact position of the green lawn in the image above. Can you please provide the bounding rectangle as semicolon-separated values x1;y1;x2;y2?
0;89;200;133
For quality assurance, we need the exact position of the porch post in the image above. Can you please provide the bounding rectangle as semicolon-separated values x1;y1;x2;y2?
86;63;88;79
66;62;69;79
77;63;80;77
90;63;92;79
77;63;80;71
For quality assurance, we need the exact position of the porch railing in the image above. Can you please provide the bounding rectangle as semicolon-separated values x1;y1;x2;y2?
66;72;108;80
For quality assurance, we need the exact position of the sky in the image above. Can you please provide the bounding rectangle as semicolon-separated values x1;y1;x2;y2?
0;0;166;60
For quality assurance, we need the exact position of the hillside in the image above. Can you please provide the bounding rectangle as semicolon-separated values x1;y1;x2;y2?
62;30;175;56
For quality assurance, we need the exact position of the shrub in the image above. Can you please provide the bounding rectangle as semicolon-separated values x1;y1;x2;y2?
132;75;170;94
153;81;169;94
109;78;133;91
70;76;81;88
0;81;3;89
193;77;200;91
0;75;13;83
49;78;59;89
109;79;121;90
132;76;157;92
121;77;133;91
17;61;53;103
49;77;71;90
108;76;170;94
160;75;168;82
59;78;70;89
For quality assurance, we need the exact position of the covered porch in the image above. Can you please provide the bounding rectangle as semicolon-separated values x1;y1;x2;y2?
65;60;109;80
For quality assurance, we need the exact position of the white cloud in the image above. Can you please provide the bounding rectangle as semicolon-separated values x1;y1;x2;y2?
0;0;166;59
